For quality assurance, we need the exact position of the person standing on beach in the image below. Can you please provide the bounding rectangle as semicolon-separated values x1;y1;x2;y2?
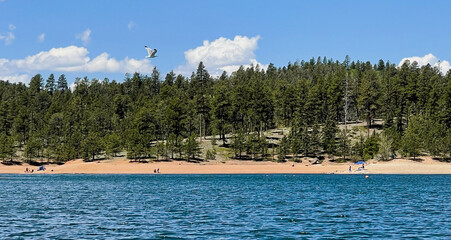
349;165;351;172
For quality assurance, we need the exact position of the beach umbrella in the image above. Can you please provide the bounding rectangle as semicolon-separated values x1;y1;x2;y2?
354;161;366;165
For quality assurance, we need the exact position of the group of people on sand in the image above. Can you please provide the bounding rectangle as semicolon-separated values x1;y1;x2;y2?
24;166;53;173
349;164;365;172
153;168;160;173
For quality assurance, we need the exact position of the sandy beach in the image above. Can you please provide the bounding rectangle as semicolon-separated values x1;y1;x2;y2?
1;157;450;174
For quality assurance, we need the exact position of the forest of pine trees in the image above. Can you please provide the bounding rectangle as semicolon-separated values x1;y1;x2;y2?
0;57;450;163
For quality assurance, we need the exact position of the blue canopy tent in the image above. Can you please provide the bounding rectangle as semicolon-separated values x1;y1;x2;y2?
354;161;366;165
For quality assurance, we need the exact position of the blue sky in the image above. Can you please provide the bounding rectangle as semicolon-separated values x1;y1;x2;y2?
1;0;450;85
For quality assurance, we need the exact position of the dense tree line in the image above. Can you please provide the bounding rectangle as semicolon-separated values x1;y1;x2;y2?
0;57;450;163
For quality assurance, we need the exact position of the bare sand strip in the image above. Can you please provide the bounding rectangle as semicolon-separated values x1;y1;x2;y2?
1;157;450;174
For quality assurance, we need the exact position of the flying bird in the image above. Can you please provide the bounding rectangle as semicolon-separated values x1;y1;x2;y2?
145;45;157;58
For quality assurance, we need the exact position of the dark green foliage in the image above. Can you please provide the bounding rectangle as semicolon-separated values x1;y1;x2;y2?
104;133;122;159
400;116;423;160
0;133;14;161
211;77;232;145
258;134;269;159
206;148;216;160
184;134;201;160
232;130;246;159
440;129;451;159
337;129;351;161
278;136;290;162
0;56;449;164
377;132;394;161
351;134;365;161
29;74;43;95
358;70;380;136
245;132;259;159
82;132;103;161
45;74;56;95
175;135;184;159
57;74;68;92
24;134;44;162
363;133;380;161
322;116;338;156
155;141;166;160
166;133;176;159
125;128;146;161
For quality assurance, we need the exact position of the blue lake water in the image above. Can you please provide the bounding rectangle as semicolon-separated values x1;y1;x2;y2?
0;174;449;239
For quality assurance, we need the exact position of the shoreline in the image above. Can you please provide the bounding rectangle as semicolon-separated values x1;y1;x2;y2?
1;156;450;175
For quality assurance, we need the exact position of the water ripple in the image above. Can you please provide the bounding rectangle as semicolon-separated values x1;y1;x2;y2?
0;174;449;239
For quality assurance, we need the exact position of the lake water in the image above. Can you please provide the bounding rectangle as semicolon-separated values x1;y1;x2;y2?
0;174;449;239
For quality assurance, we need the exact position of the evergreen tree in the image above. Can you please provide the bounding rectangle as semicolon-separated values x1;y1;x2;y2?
351;133;365;161
57;74;68;92
363;133;379;161
378;132;393;161
438;129;451;159
231;130;246;159
289;132;302;161
258;134;268;159
29;74;43;95
358;70;380;136
245;132;258;159
322;114;338;157
310;123;321;157
175;135;184;159
166;133;176;159
125;128;145;161
0;133;14;162
400;116;422;160
164;70;175;86
45;74;56;94
24;134;44;162
192;62;212;139
184;134;201;160
104;133;122;158
278;135;290;162
81;132;103;161
0;57;448;164
156;141;166;160
211;79;232;146
337;129;351;161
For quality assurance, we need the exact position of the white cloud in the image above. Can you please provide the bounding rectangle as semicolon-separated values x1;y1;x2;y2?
438;61;451;75
76;29;91;46
399;53;450;75
128;21;135;30
37;33;45;42
0;32;15;45
176;35;267;76
219;59;268;73
69;82;77;92
0;74;30;84
0;24;15;45
0;45;154;84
